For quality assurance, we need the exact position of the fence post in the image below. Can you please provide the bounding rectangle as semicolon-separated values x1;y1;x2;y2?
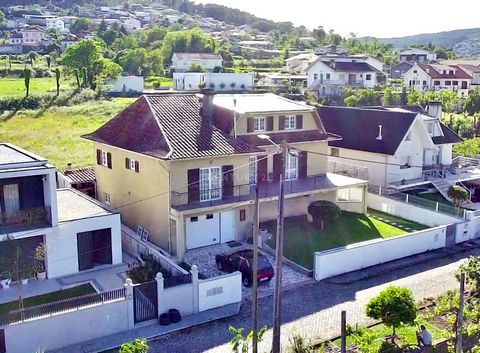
378;186;382;195
191;265;200;313
405;194;409;203
156;272;164;319
463;209;467;219
124;278;135;329
436;202;439;212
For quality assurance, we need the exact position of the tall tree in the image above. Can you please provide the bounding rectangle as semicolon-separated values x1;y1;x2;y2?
24;68;31;97
55;68;61;96
465;89;480;116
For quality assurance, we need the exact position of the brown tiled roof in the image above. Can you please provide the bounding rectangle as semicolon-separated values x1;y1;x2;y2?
83;94;256;160
61;166;96;184
417;63;472;79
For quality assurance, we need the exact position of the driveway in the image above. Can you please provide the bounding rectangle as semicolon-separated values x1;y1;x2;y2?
184;243;313;299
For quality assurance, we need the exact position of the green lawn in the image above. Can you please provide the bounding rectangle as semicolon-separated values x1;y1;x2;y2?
0;98;135;168
367;209;429;231
417;192;453;206
264;211;426;270
0;283;96;316
0;77;74;97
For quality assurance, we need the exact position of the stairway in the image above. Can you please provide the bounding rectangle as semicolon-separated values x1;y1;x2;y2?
431;178;454;202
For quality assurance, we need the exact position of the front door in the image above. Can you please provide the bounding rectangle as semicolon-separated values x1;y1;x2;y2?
92;229;112;265
77;231;94;271
220;211;235;243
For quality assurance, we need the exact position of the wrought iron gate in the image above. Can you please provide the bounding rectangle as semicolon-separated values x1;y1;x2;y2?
133;281;158;324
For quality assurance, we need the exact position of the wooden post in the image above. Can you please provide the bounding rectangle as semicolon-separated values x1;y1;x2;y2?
341;310;347;353
457;272;465;353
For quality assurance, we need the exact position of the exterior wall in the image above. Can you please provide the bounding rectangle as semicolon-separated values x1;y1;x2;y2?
198;272;242;312
405;65;471;96
173;72;254;91
172;56;223;72
314;225;447;280
440;144;453;165
46;213;122;278
161;283;194;316
93;143;171;250
107;76;144;93
328;147;389;187
46;19;65;30
3;299;129;353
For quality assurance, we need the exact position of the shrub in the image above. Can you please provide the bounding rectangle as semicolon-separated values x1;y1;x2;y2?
119;338;149;353
127;254;169;284
307;200;341;231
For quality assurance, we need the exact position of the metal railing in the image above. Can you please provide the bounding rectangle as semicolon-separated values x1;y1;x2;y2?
0;206;51;232
164;273;192;289
328;161;369;180
452;156;480;168
0;287;126;326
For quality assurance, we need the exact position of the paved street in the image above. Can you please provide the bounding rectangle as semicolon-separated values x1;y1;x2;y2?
147;248;480;353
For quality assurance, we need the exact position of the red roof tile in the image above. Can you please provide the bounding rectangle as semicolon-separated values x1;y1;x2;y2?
417;63;472;79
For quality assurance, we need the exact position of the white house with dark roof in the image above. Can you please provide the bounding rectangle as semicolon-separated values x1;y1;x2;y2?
318;105;463;189
171;52;223;72
307;56;380;97
399;48;437;63
0;143;121;280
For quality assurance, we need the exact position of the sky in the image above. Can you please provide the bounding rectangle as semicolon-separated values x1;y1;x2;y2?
193;0;480;38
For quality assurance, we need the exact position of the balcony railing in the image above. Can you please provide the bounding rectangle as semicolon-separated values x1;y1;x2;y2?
0;206;51;233
171;174;346;211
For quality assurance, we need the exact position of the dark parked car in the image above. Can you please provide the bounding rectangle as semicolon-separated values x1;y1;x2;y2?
215;249;274;287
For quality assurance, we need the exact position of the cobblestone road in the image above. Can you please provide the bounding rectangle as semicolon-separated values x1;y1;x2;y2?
148;249;480;353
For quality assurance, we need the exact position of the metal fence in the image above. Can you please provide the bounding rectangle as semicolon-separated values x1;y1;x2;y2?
0;287;126;326
164;273;192;289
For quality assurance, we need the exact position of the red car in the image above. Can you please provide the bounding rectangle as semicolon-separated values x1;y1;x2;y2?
215;249;274;287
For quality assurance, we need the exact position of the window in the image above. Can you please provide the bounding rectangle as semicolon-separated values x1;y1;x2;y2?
401;156;412;168
366;74;372;81
326;73;331;79
239;209;246;222
285;152;298;181
449;70;454;75
462;81;468;89
413;70;417;74
284;115;296;130
206;214;214;219
101;151;108;167
337;187;363;202
426;122;434;134
2;184;20;213
254;117;266;132
404;131;411;141
190;216;198;222
330;148;339;157
453;81;459;86
434;80;440;85
445;81;451;86
103;192;111;205
422;80;427;86
313;73;318;80
126;158;139;172
200;167;222;201
249;156;257;185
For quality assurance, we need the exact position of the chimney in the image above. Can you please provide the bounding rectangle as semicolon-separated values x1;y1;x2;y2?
330;59;335;69
427;101;442;120
200;88;215;120
376;125;383;140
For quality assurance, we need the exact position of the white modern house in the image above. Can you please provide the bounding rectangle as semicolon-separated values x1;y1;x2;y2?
122;18;142;32
106;76;144;93
404;63;472;96
307;57;380;97
46;18;65;31
171;52;223;73
399;48;437;63
173;72;254;91
318;105;463;189
0;143;122;280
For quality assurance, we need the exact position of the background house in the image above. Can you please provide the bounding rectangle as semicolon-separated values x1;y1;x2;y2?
399;48;437;63
171;52;224;72
173;72;254;91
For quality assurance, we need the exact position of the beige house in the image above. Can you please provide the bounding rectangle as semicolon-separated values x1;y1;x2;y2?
83;92;367;260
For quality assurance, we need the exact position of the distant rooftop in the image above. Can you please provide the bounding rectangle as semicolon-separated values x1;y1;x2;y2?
57;189;113;222
0;143;47;167
173;52;223;60
212;93;314;114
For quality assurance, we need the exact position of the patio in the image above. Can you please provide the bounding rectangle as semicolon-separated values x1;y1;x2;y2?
184;243;312;299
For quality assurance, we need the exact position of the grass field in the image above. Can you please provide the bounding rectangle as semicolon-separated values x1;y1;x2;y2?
0;76;74;97
264;211;426;269
0;98;135;168
0;283;96;316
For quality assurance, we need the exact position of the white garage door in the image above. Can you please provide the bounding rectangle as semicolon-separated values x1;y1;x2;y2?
186;213;220;249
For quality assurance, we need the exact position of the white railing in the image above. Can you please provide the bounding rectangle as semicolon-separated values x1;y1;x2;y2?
452;156;480;168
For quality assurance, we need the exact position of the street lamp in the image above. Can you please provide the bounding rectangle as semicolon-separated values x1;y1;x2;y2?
257;133;288;353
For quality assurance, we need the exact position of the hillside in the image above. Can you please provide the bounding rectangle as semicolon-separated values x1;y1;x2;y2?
361;28;480;57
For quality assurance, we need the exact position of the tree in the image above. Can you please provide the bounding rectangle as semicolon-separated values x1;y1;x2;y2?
382;87;400;106
70;18;94;32
119;338;149;353
44;55;52;69
229;326;267;353
186;63;207;73
344;95;359;107
457;256;480;294
55;68;61;96
62;39;121;90
27;51;39;68
0;9;6;29
465;89;480;116
447;185;469;212
307;200;341;231
366;286;418;335
24;67;32;97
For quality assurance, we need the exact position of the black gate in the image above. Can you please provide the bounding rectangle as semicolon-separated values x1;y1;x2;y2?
133;281;158;324
0;329;5;353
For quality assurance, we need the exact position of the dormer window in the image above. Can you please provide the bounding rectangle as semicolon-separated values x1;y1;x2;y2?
254;117;266;132
284;115;296;130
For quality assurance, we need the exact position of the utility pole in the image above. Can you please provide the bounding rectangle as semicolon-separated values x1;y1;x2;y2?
272;140;288;353
341;311;347;353
252;185;260;353
457;272;465;353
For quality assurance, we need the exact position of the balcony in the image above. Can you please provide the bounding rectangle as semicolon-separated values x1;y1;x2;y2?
171;173;365;211
0;206;51;234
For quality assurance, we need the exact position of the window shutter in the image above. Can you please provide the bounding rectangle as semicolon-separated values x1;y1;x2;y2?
299;151;308;179
125;157;130;169
296;115;303;129
278;116;285;130
107;152;112;169
96;149;102;165
222;165;234;199
273;154;282;181
247;117;254;133
187;169;200;204
135;161;140;173
266;116;274;131
257;155;268;184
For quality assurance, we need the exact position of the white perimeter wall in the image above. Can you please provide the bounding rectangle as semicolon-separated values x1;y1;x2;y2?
314;226;447;281
198;272;242;312
3;299;129;353
46;214;122;278
107;76;144;92
161;283;194;317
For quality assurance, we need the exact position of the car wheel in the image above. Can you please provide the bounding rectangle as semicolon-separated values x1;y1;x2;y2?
243;277;252;287
267;277;273;282
216;261;223;271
